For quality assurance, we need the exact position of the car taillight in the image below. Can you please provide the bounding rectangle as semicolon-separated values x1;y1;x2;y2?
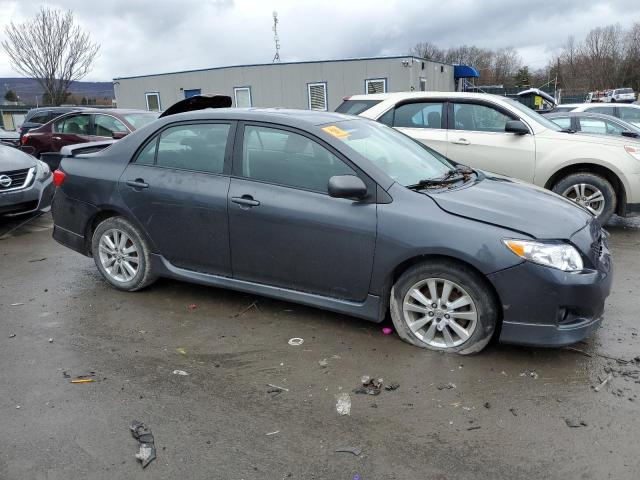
21;134;29;145
53;169;66;187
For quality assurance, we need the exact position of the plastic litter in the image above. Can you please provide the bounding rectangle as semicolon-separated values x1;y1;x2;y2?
355;376;383;395
186;303;197;312
48;338;53;343
381;327;393;335
288;337;304;346
266;383;289;392
172;370;189;376
319;358;329;368
336;393;351;416
335;447;362;456
8;333;16;338
384;382;400;391
176;347;187;355
71;378;94;384
131;420;157;468
565;418;588;428
10;303;24;306
593;373;613;392
437;382;456;390
265;430;280;436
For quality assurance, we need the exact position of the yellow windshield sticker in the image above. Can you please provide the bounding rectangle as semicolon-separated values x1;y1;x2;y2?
322;125;350;139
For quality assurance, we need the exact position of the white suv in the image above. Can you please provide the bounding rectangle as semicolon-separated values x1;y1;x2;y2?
338;92;640;224
605;88;636;103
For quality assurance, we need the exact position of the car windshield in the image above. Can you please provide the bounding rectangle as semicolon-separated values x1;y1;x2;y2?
617;88;634;94
122;113;159;129
320;119;455;186
501;97;563;131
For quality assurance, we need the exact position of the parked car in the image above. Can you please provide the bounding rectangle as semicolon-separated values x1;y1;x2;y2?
547;103;640;127
51;106;611;354
340;92;640;224
546;111;640;139
0;127;20;147
0;143;53;216
19;106;87;141
21;108;159;159
604;88;636;103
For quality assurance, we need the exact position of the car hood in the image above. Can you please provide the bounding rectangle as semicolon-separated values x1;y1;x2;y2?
541;127;640;147
0;144;36;170
427;172;592;239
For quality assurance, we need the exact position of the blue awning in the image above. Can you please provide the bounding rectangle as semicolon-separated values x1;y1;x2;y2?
454;65;480;79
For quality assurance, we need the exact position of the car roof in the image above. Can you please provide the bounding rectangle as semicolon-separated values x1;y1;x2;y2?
159;108;355;126
345;91;510;102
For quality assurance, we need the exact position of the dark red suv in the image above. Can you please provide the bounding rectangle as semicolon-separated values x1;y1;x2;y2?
21;109;159;158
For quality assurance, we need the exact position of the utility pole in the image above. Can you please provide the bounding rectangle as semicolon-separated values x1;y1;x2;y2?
272;11;281;63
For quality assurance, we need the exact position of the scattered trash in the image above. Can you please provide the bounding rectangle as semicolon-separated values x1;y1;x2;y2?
130;420;157;468
336;393;351;416
593;373;613;392
62;371;70;379
519;370;539;379
437;382;456;390
70;372;96;384
318;358;329;368
16;405;20;409
266;383;289;393
509;408;518;417
335;447;362;456
467;425;481;431
287;337;304;346
565;418;588;428
232;300;259;318
176;347;187;355
172;370;189;376
48;338;53;343
384;382;400;391
355;376;383;395
10;303;24;306
483;402;491;409
381;327;393;335
265;430;280;436
28;257;47;262
8;333;16;338
186;303;197;312
71;378;94;384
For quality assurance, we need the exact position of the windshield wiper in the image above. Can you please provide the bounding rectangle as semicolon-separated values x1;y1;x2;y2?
407;169;463;189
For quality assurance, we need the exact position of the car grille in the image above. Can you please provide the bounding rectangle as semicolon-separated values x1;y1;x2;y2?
0;168;31;192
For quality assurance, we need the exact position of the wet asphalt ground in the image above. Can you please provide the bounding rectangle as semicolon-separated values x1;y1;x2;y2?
1;213;639;480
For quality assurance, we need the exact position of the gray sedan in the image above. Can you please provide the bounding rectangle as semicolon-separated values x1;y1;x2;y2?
51;107;611;353
546;111;640;139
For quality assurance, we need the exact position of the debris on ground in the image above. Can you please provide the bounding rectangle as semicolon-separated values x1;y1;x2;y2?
287;337;304;346
8;333;16;338
265;430;280;436
71;378;94;384
266;383;289;394
509;408;518;417
519;370;539;379
10;303;24;306
336;393;351;416
48;338;53;343
381;327;393;335
565;418;588;428
335;447;362;456
172;369;189;376
70;372;96;384
176;347;187;355
593;373;613;392
437;382;456;390
467;425;481;431
384;382;400;391
186;303;197;312
28;257;47;262
130;420;157;468
16;405;20;409
62;371;71;378
354;376;383;395
319;358;329;368
484;402;491;409
232;300;259;318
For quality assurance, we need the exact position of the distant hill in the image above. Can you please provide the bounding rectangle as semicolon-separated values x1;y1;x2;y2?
0;77;114;105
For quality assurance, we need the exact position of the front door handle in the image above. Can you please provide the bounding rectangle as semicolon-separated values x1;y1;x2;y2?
451;138;470;145
52;136;61;140
231;195;260;207
125;179;149;189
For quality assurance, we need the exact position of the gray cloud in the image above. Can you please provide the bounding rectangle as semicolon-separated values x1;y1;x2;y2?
0;0;638;80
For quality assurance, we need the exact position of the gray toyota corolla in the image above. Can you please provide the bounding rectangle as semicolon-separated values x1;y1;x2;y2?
51;107;612;354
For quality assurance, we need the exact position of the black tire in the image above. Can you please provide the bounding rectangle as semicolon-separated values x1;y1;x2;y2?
91;216;157;291
551;172;616;225
389;260;498;355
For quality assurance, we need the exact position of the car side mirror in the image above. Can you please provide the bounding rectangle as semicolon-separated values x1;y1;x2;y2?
328;175;367;200
112;131;128;139
505;120;529;135
621;130;639;138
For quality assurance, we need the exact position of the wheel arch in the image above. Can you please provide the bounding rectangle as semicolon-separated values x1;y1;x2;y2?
543;163;627;216
84;206;156;255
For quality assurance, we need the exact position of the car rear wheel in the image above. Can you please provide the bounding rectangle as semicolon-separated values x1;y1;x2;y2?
390;260;498;354
91;216;157;291
552;173;616;225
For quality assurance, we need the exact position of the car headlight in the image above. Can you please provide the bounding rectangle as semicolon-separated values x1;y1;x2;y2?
503;239;583;272
35;160;50;180
624;145;640;161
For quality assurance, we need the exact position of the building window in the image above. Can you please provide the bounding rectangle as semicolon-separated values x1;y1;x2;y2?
419;78;427;92
234;87;252;108
184;89;201;99
365;78;387;94
145;92;161;112
307;82;327;111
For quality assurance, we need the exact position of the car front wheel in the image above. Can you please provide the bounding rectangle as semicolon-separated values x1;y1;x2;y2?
91;216;157;291
390;260;498;354
552;172;616;225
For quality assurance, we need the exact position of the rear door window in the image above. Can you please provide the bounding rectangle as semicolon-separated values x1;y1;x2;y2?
241;125;355;193
94;115;129;137
392;102;445;129
28;112;50;124
578;118;607;135
155;123;230;174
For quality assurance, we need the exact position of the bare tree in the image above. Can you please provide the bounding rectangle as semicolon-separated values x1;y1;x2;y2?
409;41;445;61
2;7;99;106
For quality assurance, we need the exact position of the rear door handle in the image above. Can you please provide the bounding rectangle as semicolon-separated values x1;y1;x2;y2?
451;138;470;145
125;179;149;189
231;195;260;207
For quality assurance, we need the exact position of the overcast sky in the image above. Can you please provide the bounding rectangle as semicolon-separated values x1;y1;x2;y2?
0;0;638;81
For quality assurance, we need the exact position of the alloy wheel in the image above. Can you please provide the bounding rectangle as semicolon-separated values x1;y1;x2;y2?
561;183;605;216
402;277;478;349
98;228;140;283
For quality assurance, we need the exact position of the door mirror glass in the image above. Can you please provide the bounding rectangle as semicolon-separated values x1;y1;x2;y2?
504;120;529;134
328;175;367;199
